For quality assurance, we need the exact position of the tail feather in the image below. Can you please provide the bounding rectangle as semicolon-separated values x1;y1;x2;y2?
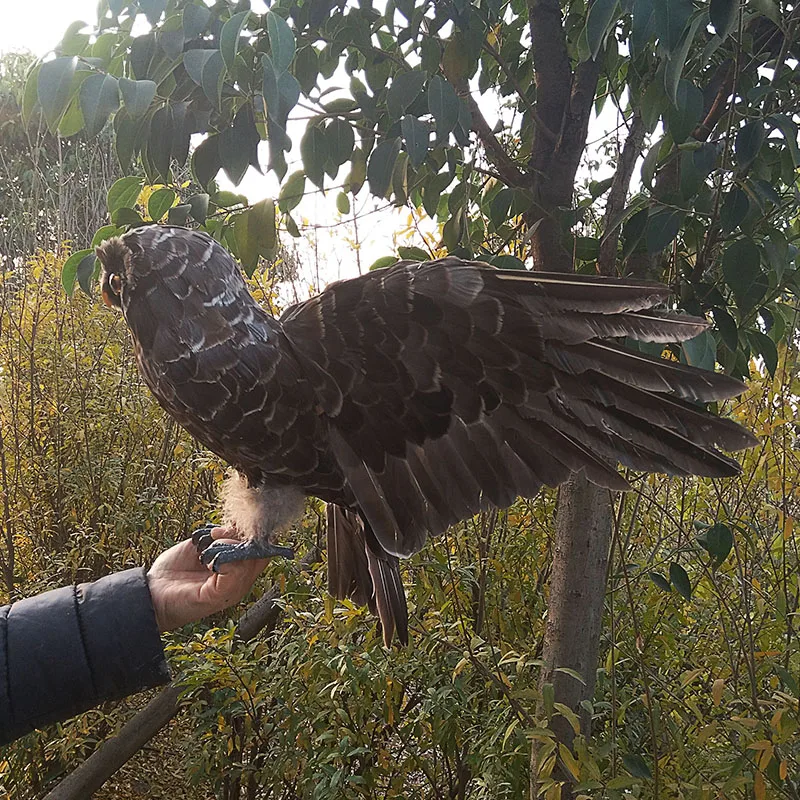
326;504;408;646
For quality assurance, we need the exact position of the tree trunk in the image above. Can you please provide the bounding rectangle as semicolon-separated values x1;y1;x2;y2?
530;476;613;797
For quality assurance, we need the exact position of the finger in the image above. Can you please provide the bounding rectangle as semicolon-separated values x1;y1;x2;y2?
210;526;238;541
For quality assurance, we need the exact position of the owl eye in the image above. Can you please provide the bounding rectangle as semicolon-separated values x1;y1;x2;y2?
110;274;122;293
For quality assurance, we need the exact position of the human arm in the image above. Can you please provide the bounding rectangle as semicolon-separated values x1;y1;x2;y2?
0;530;267;745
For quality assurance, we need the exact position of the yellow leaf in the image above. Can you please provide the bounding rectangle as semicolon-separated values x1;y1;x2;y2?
784;515;794;540
780;760;788;780
758;743;774;771
748;739;774;751
558;743;581;781
712;678;725;706
754;770;766;800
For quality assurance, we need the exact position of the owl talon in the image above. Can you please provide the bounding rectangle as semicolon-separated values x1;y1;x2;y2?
191;524;217;553
199;539;295;572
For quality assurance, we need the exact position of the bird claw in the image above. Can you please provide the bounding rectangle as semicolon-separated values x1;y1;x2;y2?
190;523;217;554
198;539;295;573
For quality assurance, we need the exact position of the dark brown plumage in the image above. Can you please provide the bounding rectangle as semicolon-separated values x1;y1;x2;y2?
96;225;756;645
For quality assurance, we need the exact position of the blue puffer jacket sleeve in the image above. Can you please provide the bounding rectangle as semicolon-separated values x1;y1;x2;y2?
0;567;171;744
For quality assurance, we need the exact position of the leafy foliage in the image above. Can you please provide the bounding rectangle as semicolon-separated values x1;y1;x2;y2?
24;0;800;381
7;0;800;796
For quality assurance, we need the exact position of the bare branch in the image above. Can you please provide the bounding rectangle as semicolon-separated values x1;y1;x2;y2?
598;111;646;276
450;76;529;188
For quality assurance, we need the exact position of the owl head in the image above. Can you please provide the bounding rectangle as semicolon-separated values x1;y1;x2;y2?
95;237;131;309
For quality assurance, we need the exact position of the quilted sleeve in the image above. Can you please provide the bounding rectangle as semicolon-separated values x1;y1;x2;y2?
0;568;170;744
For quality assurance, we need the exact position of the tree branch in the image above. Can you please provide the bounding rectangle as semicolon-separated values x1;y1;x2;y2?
44;547;321;800
450;76;529;188
598;111;646;276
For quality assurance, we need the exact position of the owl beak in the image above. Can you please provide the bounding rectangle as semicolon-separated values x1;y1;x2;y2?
102;273;122;307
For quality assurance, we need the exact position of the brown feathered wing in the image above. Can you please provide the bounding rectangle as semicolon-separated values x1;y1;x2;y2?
100;228;756;646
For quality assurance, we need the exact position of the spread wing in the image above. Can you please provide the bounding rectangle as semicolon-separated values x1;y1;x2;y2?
281;258;756;559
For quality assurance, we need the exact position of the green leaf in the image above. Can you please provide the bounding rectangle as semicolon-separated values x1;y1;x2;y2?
139;0;166;25
654;0;693;52
22;62;42;125
369;256;399;271
279;172;306;213
166;204;191;226
589;177;614;198
214;191;247;208
775;665;799;696
111;207;145;226
575;236;600;261
631;0;655;54
641;136;666;187
62;249;94;296
645;207;684;253
427;75;459;140
219;112;259;186
266;11;296;74
367;138;401;198
148;187;175;222
490;255;527;270
187;193;209;223
722;238;768;318
184;49;225;108
710;0;738;38
667;79;704;142
300;126;328;189
401;115;429;168
648;571;672;592
183;4;211;39
670;562;692;600
664;14;705;104
107;176;143;215
148;105;174;181
735;121;765;168
622;207;649;259
585;0;620;60
220;10;250;70
397;246;430;261
336;192;351;215
79;73;119;137
58;96;85;137
294;46;319;94
326;118;355;167
77;253;100;297
489;187;514;229
119;77;156;118
234;200;277;275
751;0;780;24
712;306;739;352
91;225;122;248
748;329;778;377
622;754;653;780
284;213;300;238
720;186;750;234
387;70;426;118
681;329;716;372
697;522;734;567
184;48;216;85
37;56;78;131
192;134;221;189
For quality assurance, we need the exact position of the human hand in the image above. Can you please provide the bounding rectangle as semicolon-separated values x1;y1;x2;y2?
147;529;269;632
